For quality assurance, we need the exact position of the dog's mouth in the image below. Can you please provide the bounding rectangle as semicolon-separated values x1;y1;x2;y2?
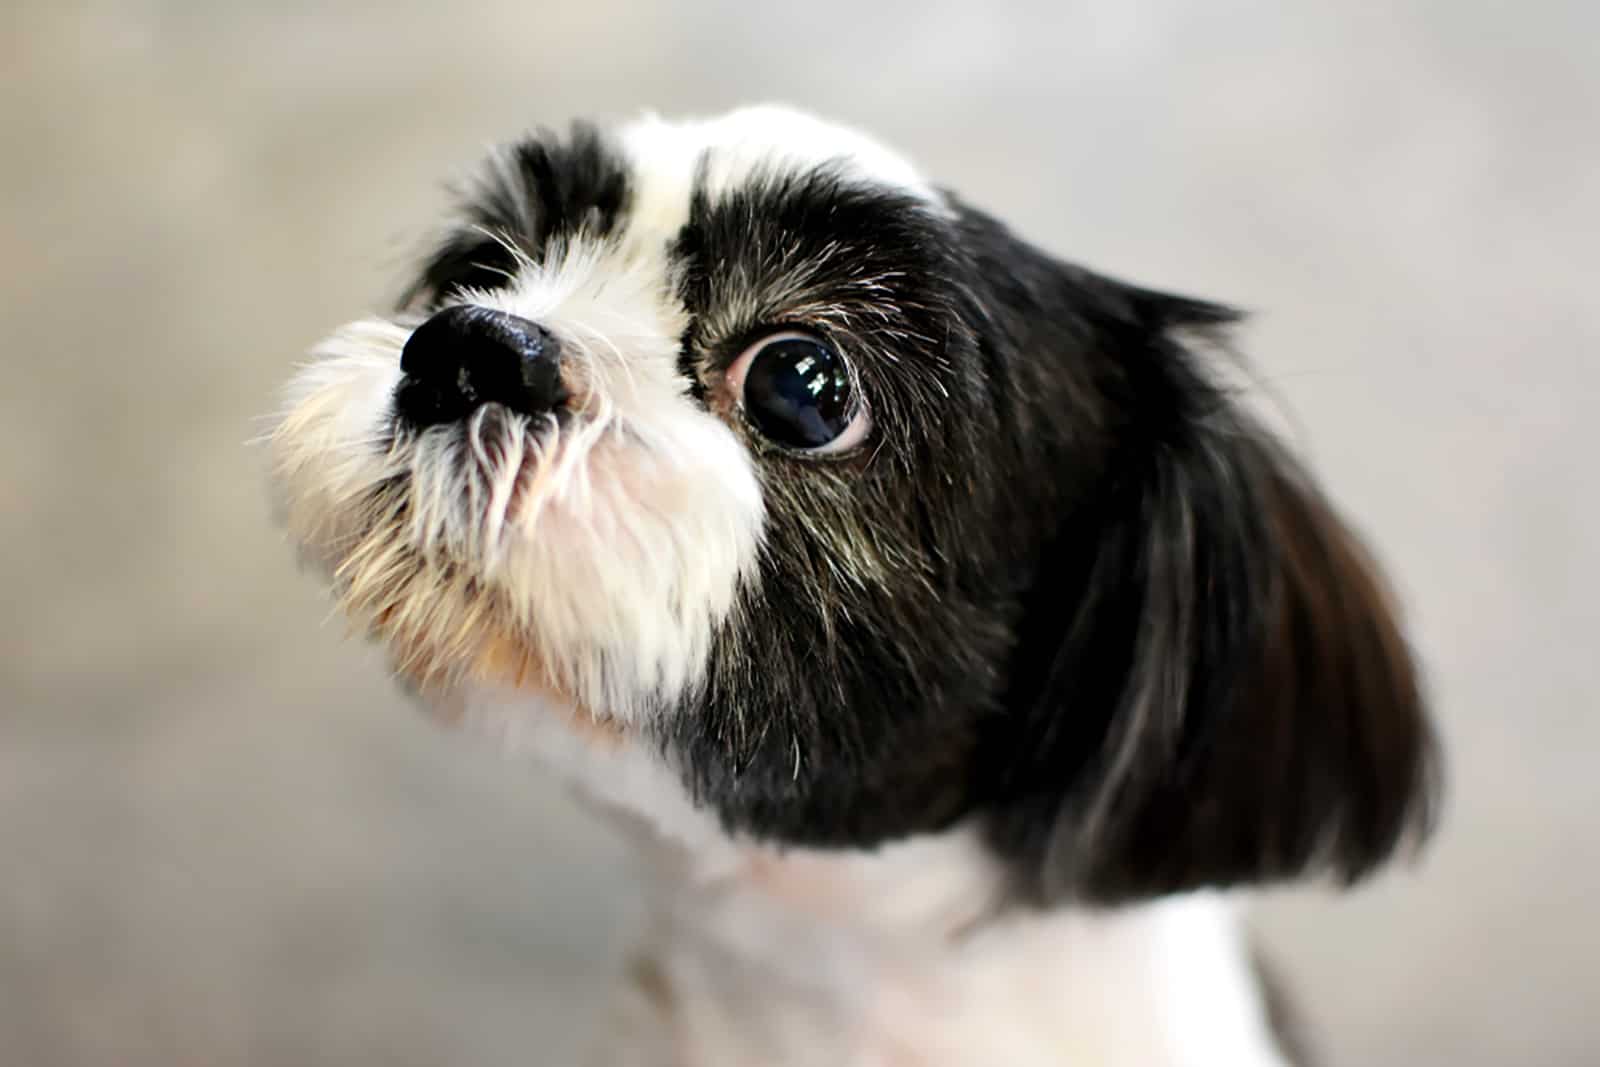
385;384;617;553
327;392;711;709
323;393;608;670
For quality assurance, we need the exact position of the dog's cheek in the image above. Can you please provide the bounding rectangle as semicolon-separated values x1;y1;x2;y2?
271;321;410;567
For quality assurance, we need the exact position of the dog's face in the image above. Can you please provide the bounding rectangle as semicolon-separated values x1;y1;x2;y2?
272;107;1435;903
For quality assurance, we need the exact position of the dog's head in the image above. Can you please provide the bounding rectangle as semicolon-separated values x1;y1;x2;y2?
272;106;1436;905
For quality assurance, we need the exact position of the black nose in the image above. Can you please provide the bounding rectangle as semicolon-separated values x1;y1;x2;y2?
394;306;566;428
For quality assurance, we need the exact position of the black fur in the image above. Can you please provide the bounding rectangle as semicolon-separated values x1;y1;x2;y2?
663;176;1437;902
666;171;1014;842
403;122;631;309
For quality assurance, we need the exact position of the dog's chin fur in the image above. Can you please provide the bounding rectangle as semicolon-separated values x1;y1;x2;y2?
270;105;1437;1065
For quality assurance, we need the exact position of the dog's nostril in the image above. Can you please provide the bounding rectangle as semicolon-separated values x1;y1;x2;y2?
394;305;565;428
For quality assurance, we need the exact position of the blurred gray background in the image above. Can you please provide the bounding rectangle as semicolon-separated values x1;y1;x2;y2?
3;2;1596;1064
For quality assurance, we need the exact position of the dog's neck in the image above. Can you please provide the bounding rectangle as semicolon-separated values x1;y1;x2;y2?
453;687;1292;1066
605;828;1292;1067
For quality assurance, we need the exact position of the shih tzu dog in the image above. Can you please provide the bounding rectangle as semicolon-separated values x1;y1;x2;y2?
270;106;1437;1065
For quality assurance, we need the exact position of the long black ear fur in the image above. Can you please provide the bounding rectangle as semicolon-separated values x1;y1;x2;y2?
988;288;1439;904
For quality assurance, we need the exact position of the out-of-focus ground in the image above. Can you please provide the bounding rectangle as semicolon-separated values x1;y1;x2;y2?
3;2;1596;1064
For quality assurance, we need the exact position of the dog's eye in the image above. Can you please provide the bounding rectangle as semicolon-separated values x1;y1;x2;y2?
729;332;870;454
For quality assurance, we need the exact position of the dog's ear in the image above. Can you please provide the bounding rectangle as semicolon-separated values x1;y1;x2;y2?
987;285;1439;903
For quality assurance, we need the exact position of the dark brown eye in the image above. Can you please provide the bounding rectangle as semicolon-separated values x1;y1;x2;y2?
728;332;871;454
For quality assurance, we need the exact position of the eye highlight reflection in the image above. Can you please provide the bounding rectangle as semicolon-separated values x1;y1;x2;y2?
726;331;871;454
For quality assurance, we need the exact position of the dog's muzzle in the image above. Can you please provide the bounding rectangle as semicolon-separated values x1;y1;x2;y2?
393;305;567;428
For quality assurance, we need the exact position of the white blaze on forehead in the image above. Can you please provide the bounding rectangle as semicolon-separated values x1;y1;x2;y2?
618;105;944;241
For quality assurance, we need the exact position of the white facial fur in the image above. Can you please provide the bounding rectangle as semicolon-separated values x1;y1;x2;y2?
270;106;936;726
605;874;1288;1067
617;104;944;231
272;237;760;722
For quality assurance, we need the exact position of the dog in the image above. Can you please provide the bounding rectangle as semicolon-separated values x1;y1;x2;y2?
270;105;1437;1066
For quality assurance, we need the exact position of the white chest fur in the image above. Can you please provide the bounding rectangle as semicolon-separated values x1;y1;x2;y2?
450;686;1288;1066
594;845;1288;1067
448;687;1286;1062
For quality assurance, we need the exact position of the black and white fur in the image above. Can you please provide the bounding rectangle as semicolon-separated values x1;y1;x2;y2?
271;106;1437;1066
